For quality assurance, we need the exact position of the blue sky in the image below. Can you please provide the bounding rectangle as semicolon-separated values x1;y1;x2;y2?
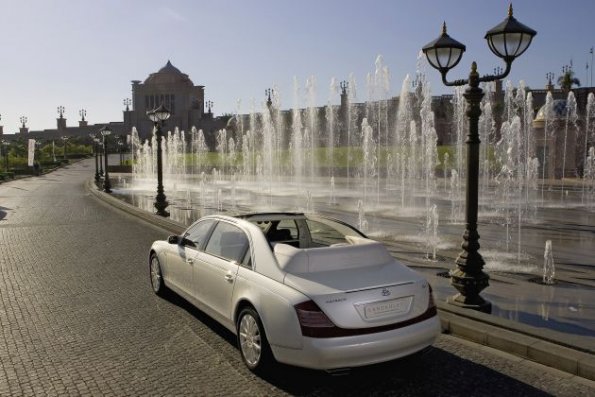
1;0;594;133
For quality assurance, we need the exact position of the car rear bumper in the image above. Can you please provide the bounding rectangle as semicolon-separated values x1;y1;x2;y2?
270;314;441;370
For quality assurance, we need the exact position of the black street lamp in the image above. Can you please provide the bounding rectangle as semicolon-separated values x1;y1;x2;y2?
546;72;555;91
117;138;124;166
1;140;9;171
265;89;273;108
422;4;536;312
147;104;171;217
98;141;104;176
34;140;42;175
89;134;100;183
100;126;112;193
61;136;69;161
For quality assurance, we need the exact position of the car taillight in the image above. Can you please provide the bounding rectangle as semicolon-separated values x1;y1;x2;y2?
428;284;436;309
294;300;338;337
295;297;437;339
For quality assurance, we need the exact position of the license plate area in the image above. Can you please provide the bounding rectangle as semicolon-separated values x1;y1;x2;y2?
362;296;413;320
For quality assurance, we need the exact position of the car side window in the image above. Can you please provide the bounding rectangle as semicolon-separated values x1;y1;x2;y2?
266;219;299;246
305;219;346;246
241;249;252;269
205;222;249;263
185;219;216;248
277;219;299;239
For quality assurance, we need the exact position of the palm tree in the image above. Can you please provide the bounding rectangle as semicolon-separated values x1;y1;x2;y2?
557;66;581;92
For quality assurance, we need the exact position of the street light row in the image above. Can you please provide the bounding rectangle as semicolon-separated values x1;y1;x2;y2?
92;104;172;219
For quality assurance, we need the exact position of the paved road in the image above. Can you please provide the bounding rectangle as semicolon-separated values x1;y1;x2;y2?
0;159;593;396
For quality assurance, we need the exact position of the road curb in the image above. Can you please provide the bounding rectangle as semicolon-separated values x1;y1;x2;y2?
86;179;184;235
437;304;595;381
86;179;595;381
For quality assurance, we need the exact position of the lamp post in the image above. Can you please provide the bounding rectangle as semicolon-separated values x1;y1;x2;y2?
34;140;42;175
546;72;555;91
61;136;69;161
98;140;104;176
146;104;171;217
89;134;100;183
265;89;273;108
422;4;536;312
117;138;124;165
100;126;112;193
1;140;9;171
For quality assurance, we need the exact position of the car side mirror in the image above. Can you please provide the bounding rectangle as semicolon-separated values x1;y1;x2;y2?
167;235;181;244
168;235;197;247
182;238;197;247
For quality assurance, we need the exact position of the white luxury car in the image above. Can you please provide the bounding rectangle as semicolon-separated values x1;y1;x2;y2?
149;213;441;372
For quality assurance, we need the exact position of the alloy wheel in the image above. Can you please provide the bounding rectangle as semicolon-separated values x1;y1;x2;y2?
239;313;262;367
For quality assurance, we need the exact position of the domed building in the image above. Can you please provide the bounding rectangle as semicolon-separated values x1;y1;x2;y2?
532;99;579;179
124;61;206;138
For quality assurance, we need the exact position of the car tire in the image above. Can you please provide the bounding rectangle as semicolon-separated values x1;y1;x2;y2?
237;307;274;372
149;253;167;297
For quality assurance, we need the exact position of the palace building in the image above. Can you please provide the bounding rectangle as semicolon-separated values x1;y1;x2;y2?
124;61;208;138
8;61;227;142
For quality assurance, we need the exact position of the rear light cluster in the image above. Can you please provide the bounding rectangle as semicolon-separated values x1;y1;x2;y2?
428;284;436;309
294;300;338;338
294;295;438;339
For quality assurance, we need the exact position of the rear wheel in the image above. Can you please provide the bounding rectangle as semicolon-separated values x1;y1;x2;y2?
149;253;166;297
237;307;274;372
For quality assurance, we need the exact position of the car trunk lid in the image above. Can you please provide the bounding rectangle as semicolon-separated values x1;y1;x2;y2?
277;242;431;328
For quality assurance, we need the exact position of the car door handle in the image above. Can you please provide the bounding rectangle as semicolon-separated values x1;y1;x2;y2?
224;273;235;282
186;258;194;265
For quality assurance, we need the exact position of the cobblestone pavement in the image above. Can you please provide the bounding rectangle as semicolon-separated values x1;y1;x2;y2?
0;159;593;396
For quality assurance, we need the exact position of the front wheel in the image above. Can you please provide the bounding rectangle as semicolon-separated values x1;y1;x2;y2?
237;307;274;372
149;253;167;297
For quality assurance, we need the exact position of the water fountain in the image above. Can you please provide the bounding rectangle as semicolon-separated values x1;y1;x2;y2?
542;240;555;285
560;92;578;198
114;59;595;340
124;68;592;242
425;204;439;261
582;93;595;205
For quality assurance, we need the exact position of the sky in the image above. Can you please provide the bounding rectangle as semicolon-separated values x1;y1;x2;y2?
1;0;594;133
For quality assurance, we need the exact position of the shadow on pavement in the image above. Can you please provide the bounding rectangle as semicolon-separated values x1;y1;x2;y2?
257;348;552;396
0;206;11;220
160;289;553;396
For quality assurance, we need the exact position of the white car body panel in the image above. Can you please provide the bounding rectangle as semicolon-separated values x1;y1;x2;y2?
231;267;306;350
272;316;441;370
150;213;441;370
193;251;239;320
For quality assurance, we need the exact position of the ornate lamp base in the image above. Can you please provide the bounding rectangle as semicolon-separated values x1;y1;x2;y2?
448;268;492;313
103;179;112;194
154;197;169;217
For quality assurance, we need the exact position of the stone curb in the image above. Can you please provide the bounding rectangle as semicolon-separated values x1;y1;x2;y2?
86;179;595;381
437;303;595;381
86;179;184;235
